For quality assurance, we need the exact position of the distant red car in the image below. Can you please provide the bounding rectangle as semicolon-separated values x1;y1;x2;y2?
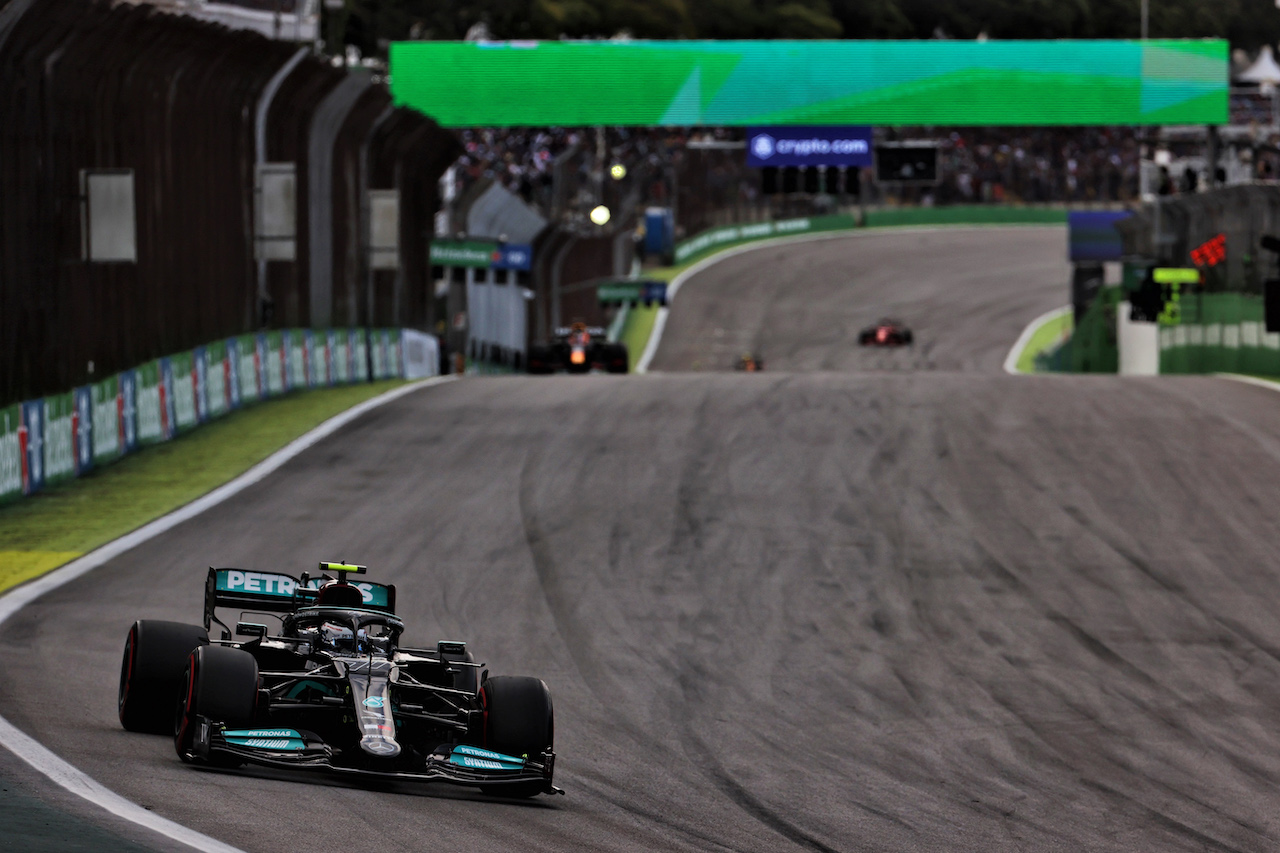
858;318;913;347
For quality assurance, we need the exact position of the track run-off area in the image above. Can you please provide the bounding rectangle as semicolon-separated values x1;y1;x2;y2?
7;226;1280;851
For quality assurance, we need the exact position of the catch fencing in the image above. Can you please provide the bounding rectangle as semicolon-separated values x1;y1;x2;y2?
0;0;460;408
0;329;411;503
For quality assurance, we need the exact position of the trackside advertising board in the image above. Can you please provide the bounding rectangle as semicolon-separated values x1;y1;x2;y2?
745;127;873;168
391;40;1228;127
0;328;419;503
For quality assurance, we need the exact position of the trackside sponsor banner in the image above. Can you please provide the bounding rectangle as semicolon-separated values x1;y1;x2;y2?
135;362;164;444
237;335;261;404
288;329;308;388
72;386;93;475
118;370;138;453
159;358;176;441
265;331;286;396
0;405;22;500
309;330;328;387
192;347;209;423
21;400;44;495
2;326;397;504
371;331;387;379
353;330;369;381
43;394;75;485
745;126;873;167
91;376;121;464
226;339;242;409
170;351;198;432
329;330;346;384
256;334;270;398
370;329;403;380
673;214;858;264
205;340;229;418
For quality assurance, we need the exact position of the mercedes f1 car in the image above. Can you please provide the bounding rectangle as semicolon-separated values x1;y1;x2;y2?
858;318;913;347
527;322;628;374
117;562;560;797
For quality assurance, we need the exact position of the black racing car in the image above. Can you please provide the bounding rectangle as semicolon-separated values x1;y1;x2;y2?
527;322;628;374
858;318;914;347
118;562;560;797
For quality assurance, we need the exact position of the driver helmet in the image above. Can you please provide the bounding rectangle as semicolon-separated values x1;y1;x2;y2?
320;621;355;652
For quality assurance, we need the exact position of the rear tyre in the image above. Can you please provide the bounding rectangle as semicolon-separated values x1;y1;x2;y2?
175;645;259;763
478;675;554;798
605;343;629;374
118;620;209;734
526;344;550;375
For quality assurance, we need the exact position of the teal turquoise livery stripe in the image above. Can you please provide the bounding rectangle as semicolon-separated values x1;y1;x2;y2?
450;744;526;769
390;39;1228;127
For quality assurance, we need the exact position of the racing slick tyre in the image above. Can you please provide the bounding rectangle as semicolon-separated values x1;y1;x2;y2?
478;676;554;798
903;330;914;345
605;343;630;374
526;344;551;375
118;620;209;734
175;645;259;764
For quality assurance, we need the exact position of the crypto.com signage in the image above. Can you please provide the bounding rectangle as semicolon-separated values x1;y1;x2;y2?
746;127;873;167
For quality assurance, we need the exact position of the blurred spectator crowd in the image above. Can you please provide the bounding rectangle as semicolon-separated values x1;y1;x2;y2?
448;121;1280;232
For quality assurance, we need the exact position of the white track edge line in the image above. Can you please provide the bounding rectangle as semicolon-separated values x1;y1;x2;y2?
1215;373;1280;391
0;374;455;853
637;224;1063;373
1003;306;1073;375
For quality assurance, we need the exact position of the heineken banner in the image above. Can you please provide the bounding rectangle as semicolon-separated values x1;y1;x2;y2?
21;399;44;495
118;370;139;453
288;330;307;389
265;332;287;397
169;351;198;433
90;377;121;465
1;328;416;503
0;405;21;500
72;386;93;475
43;394;75;486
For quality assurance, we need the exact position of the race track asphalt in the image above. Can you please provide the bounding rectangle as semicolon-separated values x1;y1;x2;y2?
6;226;1280;851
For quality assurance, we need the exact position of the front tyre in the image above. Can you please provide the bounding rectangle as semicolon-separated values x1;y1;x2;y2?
478;675;554;798
118;620;209;734
175;645;259;763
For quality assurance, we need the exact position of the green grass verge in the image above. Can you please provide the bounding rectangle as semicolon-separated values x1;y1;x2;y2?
0;380;410;594
864;206;1069;228
1016;311;1074;373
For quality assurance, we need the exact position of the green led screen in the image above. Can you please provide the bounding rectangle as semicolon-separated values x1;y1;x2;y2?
390;40;1227;128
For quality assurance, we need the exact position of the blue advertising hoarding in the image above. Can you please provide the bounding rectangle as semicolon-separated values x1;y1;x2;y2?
1068;211;1132;262
746;126;873;168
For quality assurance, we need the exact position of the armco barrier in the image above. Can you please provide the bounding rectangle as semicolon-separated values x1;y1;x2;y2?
674;215;858;265
0;328;415;504
671;206;1073;267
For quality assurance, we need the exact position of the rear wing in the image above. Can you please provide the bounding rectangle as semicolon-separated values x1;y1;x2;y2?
203;567;396;629
553;326;607;338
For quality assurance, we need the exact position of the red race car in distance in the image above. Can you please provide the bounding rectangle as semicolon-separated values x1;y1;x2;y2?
858;318;914;347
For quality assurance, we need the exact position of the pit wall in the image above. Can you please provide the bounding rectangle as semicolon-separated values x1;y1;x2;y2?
0;329;414;503
1158;293;1280;375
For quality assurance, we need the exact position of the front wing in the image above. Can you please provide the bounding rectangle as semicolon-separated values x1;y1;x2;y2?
187;717;563;795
